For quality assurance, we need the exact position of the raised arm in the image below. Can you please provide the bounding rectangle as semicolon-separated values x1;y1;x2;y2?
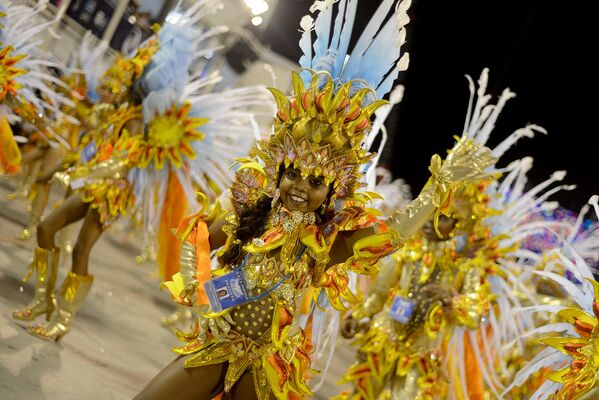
339;136;498;263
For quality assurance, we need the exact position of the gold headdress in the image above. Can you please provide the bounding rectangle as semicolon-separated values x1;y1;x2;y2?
255;71;387;203
229;0;414;209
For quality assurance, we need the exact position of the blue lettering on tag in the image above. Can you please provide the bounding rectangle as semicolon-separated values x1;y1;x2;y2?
81;142;97;164
389;296;415;324
204;268;250;312
204;246;305;312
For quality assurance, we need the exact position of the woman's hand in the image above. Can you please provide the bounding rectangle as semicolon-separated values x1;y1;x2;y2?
196;305;234;343
340;314;369;339
420;283;456;313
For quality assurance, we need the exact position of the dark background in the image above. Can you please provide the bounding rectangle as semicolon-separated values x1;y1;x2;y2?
258;0;596;211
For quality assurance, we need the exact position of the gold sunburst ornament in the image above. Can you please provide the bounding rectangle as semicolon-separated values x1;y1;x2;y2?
0;46;26;103
540;278;599;399
137;102;208;169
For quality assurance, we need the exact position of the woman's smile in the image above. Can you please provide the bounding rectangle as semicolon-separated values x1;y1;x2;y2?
288;193;308;206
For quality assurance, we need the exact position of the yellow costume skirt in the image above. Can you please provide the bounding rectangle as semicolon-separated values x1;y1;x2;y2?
173;301;314;400
80;178;135;225
336;317;447;400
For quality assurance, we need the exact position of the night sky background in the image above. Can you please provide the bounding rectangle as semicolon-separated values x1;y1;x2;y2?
254;0;596;212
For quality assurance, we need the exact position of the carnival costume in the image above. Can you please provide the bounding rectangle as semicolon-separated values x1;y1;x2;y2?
10;30;155;338
147;2;497;399
335;68;579;400
13;32;109;240
11;0;270;341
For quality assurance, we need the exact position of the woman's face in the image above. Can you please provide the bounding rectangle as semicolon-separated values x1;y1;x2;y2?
279;167;330;213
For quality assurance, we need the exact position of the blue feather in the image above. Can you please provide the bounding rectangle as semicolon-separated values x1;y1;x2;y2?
376;53;406;99
340;0;395;82
140;22;197;115
358;15;400;89
295;0;411;101
312;3;333;66
332;0;357;79
298;16;314;84
329;0;347;51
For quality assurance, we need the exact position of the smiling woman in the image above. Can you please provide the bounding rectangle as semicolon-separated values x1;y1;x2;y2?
135;0;499;398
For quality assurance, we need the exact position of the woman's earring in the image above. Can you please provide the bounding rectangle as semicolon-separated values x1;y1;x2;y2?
271;189;280;208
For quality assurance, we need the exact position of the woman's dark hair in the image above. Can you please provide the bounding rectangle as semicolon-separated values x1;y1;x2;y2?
218;195;272;267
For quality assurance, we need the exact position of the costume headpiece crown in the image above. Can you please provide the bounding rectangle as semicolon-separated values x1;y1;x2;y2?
258;71;387;201
235;0;412;206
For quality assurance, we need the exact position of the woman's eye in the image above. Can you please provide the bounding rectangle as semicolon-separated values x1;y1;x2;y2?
309;179;323;187
286;170;297;178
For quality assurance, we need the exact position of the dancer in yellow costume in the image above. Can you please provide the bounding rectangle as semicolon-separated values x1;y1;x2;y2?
13;33;110;240
11;0;271;341
336;68;569;400
15;66;94;240
134;2;496;399
10;38;154;337
337;185;494;400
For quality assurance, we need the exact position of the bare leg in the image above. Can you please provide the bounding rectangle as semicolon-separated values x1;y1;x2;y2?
21;147;45;165
135;356;227;400
7;158;41;199
18;148;65;239
37;194;88;249
56;189;77;262
229;371;262;400
16;184;50;240
70;207;104;276
35;146;64;184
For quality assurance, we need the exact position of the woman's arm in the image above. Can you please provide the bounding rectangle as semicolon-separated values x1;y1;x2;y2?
327;227;375;268
338;136;497;259
326;182;436;270
175;211;226;304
